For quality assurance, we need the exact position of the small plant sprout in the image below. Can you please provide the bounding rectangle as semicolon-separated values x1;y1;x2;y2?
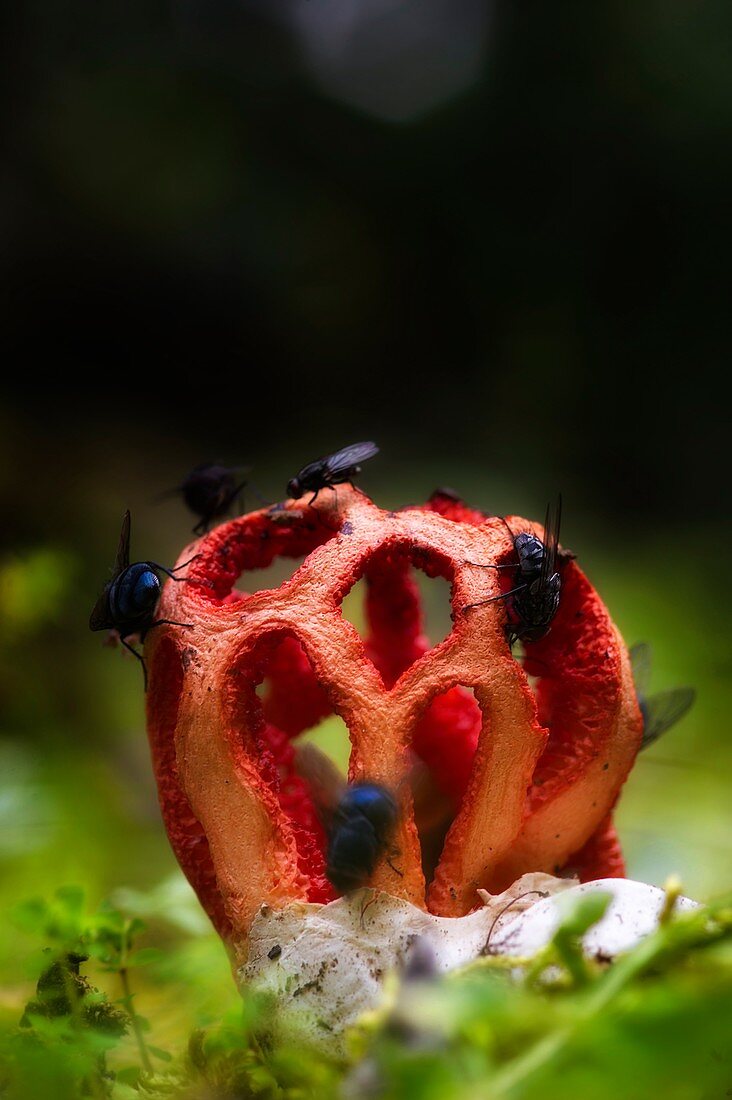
10;886;169;1092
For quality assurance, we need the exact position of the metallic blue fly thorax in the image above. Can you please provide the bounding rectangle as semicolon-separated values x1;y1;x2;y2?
326;782;398;893
515;532;544;577
340;784;398;840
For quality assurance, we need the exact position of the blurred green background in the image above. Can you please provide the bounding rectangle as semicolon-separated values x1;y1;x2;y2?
1;0;731;1058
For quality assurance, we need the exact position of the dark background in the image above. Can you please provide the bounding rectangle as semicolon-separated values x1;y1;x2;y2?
3;1;731;537
1;0;731;940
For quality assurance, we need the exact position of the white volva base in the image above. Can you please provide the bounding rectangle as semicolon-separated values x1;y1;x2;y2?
240;876;696;1055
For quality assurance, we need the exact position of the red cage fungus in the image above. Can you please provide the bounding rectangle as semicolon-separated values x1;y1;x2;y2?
145;487;642;963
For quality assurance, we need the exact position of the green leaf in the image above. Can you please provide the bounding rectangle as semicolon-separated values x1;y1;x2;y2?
125;946;163;967
10;897;50;934
114;1066;142;1086
148;1044;173;1062
55;885;85;917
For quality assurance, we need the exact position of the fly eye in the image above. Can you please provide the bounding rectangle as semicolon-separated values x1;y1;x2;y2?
287;479;300;498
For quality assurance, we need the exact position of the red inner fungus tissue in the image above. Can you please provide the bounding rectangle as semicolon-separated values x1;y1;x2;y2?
145;487;642;961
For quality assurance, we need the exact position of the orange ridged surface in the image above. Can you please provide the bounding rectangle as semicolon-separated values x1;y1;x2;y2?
145;487;642;954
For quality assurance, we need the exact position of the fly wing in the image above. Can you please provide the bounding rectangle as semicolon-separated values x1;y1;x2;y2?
323;441;379;480
410;759;455;834
293;743;347;829
641;687;696;750
113;510;132;575
90;510;130;631
629;642;652;697
89;584;112;631
540;494;562;583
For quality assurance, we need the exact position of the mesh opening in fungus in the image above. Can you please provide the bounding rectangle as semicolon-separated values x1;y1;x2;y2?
146;486;642;950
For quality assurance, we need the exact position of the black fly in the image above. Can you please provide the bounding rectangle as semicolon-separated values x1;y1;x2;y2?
89;511;194;688
177;463;249;535
326;782;399;894
464;496;563;645
287;442;379;503
629;643;696;750
292;744;398;893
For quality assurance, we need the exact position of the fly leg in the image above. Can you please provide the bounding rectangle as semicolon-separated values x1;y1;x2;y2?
138;620;194;690
152;558;211;590
152;553;201;577
147;618;193;631
463;583;527;613
386;853;404;878
119;637;148;690
463;561;515;569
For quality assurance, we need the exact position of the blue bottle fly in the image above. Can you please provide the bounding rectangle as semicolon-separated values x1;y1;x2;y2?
326;782;398;894
89;510;194;688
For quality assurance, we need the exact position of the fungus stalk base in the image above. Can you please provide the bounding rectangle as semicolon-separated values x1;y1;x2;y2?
239;875;695;1055
240;873;570;1054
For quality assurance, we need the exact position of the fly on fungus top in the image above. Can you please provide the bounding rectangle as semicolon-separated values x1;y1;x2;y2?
144;483;643;960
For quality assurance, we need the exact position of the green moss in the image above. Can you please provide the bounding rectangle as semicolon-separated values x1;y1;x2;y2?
1;887;731;1099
